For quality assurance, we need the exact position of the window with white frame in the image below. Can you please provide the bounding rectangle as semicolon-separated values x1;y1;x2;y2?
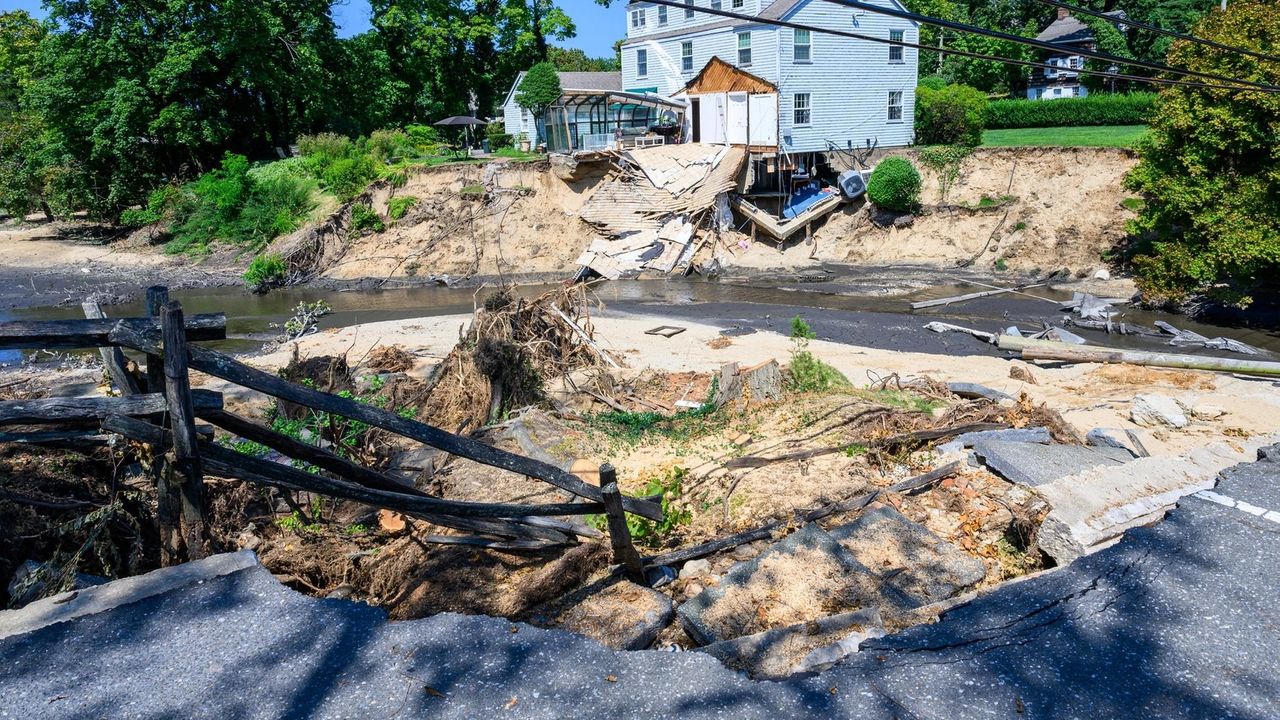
1068;56;1081;69
657;5;667;25
887;90;903;121
889;29;904;63
793;29;811;62
685;0;695;18
630;8;645;28
737;32;751;65
1072;86;1080;96
793;93;811;126
732;0;744;7
637;48;648;77
681;41;694;72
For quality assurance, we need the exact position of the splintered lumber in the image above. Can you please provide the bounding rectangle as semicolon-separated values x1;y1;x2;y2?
195;409;574;541
82;302;141;395
0;390;222;426
1020;344;1280;377
724;423;1008;469
162;303;206;560
600;464;645;584
923;321;997;344
0;314;226;350
108;323;663;521
910;284;1045;310
551;305;620;369
145;287;169;393
648;461;964;567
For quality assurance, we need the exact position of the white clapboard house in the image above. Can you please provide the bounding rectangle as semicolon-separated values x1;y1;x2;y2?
620;0;919;168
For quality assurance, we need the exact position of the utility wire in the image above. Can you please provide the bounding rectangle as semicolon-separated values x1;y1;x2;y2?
821;0;1280;93
638;0;1275;93
1037;0;1280;66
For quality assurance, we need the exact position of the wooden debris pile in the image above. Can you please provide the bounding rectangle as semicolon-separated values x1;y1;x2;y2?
417;284;617;432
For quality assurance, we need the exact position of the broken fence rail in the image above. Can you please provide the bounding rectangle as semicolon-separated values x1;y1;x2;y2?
0;292;660;566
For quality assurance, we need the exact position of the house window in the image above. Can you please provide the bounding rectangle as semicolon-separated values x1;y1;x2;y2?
793;29;811;62
889;29;904;63
630;8;645;28
657;5;667;25
1072;86;1080;97
732;0;744;7
793;93;811;126
737;32;752;66
685;0;695;19
637;49;648;77
681;41;694;72
711;0;721;9
887;91;903;122
1069;56;1081;69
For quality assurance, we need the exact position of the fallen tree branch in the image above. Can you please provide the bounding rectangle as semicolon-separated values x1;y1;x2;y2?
725;423;1008;469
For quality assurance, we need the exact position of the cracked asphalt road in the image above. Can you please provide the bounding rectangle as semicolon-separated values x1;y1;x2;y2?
2;452;1279;719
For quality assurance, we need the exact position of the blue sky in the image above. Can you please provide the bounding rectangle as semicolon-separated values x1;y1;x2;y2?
5;0;625;58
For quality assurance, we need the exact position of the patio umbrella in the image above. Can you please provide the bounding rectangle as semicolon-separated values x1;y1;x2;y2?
434;115;487;148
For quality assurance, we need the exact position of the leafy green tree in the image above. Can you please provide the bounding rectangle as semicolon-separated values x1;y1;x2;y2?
547;46;617;71
516;61;562;143
1123;0;1280;306
0;11;43;111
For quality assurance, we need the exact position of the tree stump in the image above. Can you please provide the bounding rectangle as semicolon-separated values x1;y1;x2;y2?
713;359;783;408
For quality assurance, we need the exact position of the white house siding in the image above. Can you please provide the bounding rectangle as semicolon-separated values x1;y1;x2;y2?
775;0;917;153
501;72;532;137
625;0;765;42
623;25;778;96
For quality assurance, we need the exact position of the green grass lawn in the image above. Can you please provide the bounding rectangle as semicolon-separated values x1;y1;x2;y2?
981;125;1148;148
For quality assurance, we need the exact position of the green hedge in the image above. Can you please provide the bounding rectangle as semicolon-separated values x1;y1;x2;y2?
985;93;1156;129
867;157;921;213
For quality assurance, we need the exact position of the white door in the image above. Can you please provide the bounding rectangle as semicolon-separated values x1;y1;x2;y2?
727;92;749;144
747;93;778;146
700;93;727;144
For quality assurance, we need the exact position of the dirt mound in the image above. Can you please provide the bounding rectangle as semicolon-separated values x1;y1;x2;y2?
723;147;1139;277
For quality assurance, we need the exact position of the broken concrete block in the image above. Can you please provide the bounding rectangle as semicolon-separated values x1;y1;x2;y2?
1035;433;1280;563
947;382;1015;404
1130;394;1188;429
973;440;1126;487
937;427;1050;455
1191;404;1226;420
828;506;986;606
697;608;884;679
677;524;913;646
529;579;673;651
1086;428;1134;452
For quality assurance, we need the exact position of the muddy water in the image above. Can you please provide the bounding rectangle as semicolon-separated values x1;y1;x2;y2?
2;278;1278;365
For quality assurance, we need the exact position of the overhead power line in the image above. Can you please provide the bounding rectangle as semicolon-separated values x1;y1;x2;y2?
1037;0;1280;66
637;0;1276;94
821;0;1280;93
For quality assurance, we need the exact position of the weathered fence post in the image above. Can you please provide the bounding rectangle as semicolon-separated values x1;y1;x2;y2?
162;301;206;560
146;287;180;565
81;301;141;395
599;463;645;584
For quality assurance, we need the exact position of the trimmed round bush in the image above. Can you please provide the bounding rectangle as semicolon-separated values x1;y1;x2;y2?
867;157;921;213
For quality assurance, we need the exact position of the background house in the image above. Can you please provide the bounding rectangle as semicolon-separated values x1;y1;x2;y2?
501;71;623;138
619;0;919;158
1027;7;1127;100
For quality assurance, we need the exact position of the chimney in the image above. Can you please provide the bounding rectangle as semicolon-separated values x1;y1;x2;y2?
1057;7;1070;20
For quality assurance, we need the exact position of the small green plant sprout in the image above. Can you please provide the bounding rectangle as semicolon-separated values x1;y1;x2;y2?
787;316;849;393
994;258;1009;271
243;253;287;293
1012;221;1027;232
387;195;419;220
349;203;384;235
588;466;692;547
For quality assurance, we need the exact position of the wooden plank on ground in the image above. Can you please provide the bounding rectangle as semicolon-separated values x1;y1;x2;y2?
0;314;227;350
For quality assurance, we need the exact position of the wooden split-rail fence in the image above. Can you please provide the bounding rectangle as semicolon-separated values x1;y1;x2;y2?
0;287;658;582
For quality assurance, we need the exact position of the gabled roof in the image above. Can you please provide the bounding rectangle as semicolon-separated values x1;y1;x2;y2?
683;56;777;94
620;0;917;46
503;70;623;107
1035;10;1126;45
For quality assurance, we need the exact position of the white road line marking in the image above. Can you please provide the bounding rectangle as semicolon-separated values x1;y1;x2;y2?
1194;490;1280;526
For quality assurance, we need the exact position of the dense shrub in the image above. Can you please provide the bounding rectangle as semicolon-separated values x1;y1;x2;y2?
321;155;378;201
243;253;287;292
349;203;384;234
119;185;180;227
297;133;352;161
917;74;950;92
986;93;1156;129
1124;0;1280;306
404;124;441;146
915;83;988;147
368;129;411;161
235;175;316;248
486;122;513;150
867;157;922;213
387;195;418;220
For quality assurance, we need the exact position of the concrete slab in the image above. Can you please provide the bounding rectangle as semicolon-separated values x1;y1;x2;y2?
973;440;1125;487
527;578;673;651
677;524;914;646
1035;434;1280;563
828;506;986;606
697;609;884;679
935;426;1049;455
1131;393;1189;428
